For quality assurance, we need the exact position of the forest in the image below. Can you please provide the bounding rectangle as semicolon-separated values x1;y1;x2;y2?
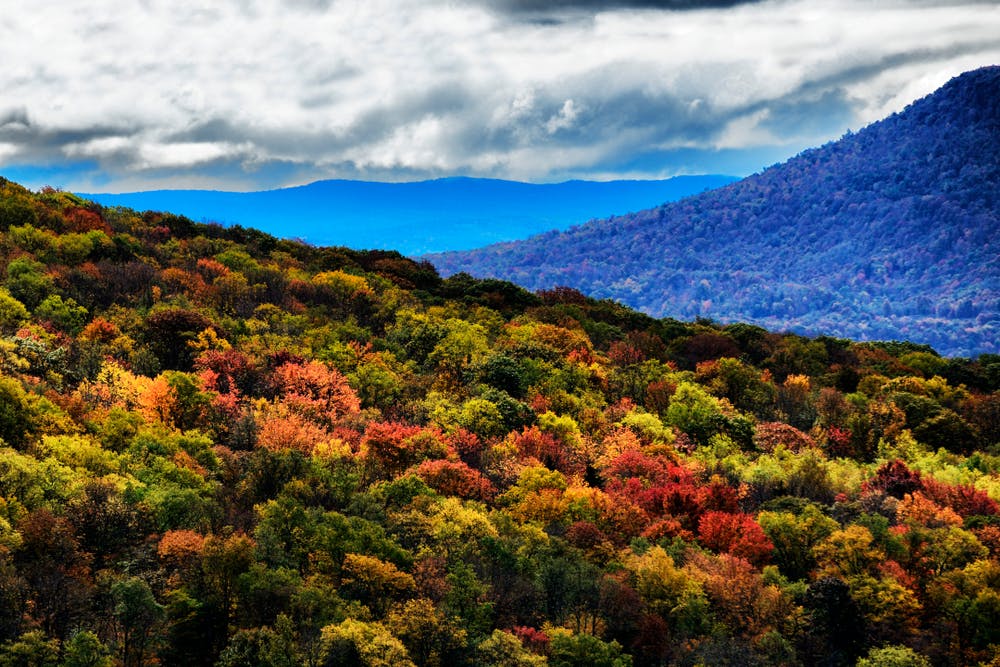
429;66;1000;359
0;176;999;666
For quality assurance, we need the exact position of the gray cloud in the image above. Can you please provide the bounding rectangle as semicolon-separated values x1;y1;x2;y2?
490;0;761;13
0;0;998;191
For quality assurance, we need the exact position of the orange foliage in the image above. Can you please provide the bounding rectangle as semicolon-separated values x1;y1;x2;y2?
256;402;330;454
138;375;176;425
271;360;360;428
897;492;964;528
697;511;773;565
158;529;206;566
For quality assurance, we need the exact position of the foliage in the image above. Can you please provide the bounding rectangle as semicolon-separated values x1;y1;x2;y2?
0;173;996;665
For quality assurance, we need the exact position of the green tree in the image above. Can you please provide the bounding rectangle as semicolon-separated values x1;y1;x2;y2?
60;631;112;667
33;296;87;334
0;630;59;667
547;628;632;667
111;577;164;667
665;382;727;445
4;259;53;310
758;505;838;581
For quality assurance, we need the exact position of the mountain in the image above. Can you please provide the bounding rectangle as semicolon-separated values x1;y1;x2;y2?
79;175;736;255
429;66;1000;358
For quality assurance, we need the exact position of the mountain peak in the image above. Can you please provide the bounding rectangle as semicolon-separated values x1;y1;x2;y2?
428;67;1000;357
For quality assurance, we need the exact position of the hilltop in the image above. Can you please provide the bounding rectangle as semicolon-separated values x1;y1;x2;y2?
429;67;1000;357
0;174;999;665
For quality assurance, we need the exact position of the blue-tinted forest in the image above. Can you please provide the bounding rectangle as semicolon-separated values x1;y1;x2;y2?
430;67;1000;358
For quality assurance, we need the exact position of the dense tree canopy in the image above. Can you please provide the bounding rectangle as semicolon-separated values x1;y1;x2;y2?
0;176;997;665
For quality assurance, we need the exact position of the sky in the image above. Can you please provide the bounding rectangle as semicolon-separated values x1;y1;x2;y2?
1;0;998;193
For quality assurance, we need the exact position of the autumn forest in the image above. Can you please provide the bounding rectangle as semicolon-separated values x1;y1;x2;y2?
0;177;999;667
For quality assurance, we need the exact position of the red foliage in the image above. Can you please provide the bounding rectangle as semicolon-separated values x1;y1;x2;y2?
973;525;1000;557
825;425;854;457
864;459;923;499
644;379;676;415
565;520;609;550
65;206;110;233
920;477;998;517
697;480;741;514
196;349;259;396
601;449;690;487
609;340;645;366
511;626;549;653
509;426;572;472
449;428;484;469
413;459;495;502
697;511;773;565
640;516;694;542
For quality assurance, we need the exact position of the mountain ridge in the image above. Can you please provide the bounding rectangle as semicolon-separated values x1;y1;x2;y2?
78;174;737;255
428;66;1000;357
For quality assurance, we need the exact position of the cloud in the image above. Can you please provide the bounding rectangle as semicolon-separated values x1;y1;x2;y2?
489;0;762;15
0;0;998;191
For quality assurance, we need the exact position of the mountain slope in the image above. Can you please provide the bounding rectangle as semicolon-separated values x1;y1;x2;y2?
80;175;736;255
429;67;1000;357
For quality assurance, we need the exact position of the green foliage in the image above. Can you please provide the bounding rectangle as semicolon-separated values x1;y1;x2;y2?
547;628;632;667
855;645;931;667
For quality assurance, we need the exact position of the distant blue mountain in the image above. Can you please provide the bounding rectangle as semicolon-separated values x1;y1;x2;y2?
429;66;1000;357
79;175;736;255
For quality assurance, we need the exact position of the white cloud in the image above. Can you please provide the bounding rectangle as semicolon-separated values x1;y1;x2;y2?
0;0;998;190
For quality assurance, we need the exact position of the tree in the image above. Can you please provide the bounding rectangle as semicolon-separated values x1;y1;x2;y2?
339;553;415;617
216;616;298;667
475;630;547;667
4;258;53;310
319;618;416;667
14;510;92;640
813;525;884;579
60;631;112;667
855;645;930;667
0;377;35;449
697;512;773;565
384;598;468;667
0;289;28;334
758;505;838;581
0;630;59;667
270;360;360;429
665;382;727;446
111;577;164;667
801;577;864;666
546;628;632;667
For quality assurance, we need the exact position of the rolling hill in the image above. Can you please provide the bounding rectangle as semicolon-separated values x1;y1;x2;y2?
79;175;736;255
428;66;1000;357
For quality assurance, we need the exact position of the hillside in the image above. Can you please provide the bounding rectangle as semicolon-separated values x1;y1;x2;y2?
429;67;1000;358
0;175;1000;665
79;175;736;255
